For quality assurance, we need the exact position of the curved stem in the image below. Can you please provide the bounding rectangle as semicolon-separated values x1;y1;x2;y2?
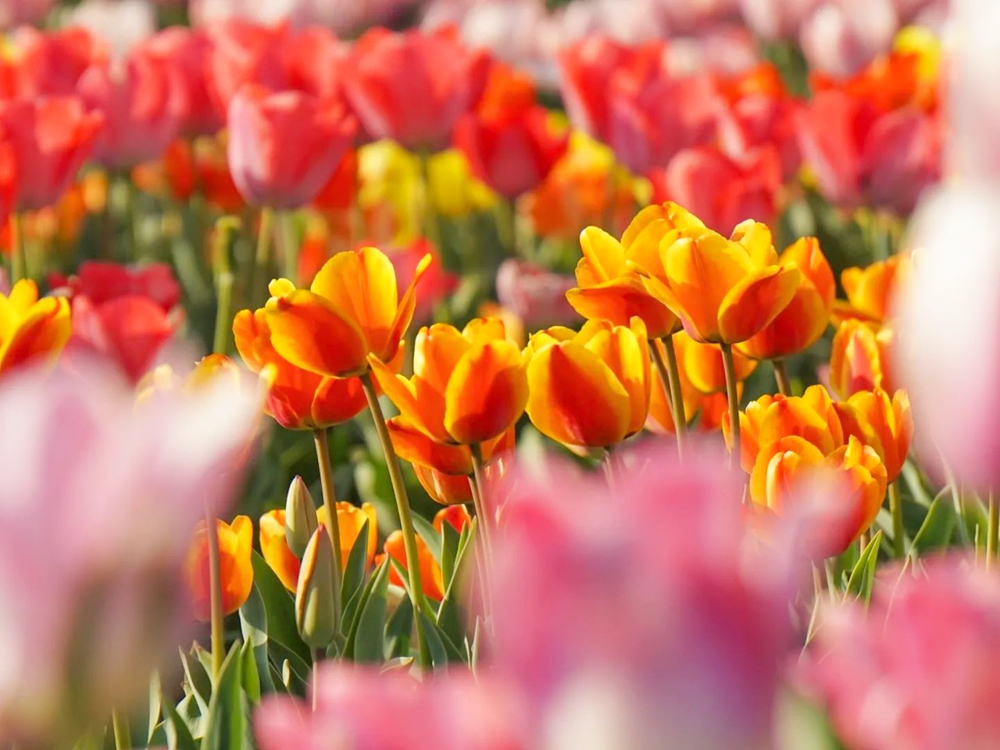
773;359;792;397
720;343;741;470
10;211;24;283
360;371;431;669
889;481;904;558
650;336;685;457
204;507;225;681
313;429;343;622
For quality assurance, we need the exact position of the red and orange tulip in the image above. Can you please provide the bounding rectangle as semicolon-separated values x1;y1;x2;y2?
833;254;910;326
836;388;913;482
829;320;897;397
0;279;71;376
525;317;650;449
381;531;444;602
186;516;254;620
433;505;472;535
675;330;757;395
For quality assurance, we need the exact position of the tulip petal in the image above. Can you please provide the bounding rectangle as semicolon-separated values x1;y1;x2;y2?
265;289;368;377
388;416;473;475
579;226;626;282
383;252;432;363
444;340;528;444
717;265;800;344
566;276;678;338
0;295;71;373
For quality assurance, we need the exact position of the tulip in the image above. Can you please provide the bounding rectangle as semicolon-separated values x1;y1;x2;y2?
0;279;71;376
834;254;909;325
343;25;491;151
186;515;254;620
384;238;457;324
260;509;302;592
142;26;220;137
51;260;181;313
525;317;650;449
283;475;318;557
388;417;515;479
203;20;292;120
295;527;338;649
737;236;835;360
495;259;576;329
836;388;913;482
415;464;475;506
634;211;800;345
0;97;103;211
829;319;896;397
381;530;445;602
674;329;757;395
10;26;107;98
434;504;472;534
800;556;1000;750
77;46;183;170
0;0;56;29
227;84;357;210
453;66;569;198
233;306;367;430
749;435;887;556
648;145;783;237
371;316;528;449
261;245;430;380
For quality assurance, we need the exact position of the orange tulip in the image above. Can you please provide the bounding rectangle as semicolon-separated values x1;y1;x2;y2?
371;317;528;448
727;385;845;473
381;530;444;602
434;505;472;534
833;254;910;326
525;317;650;449
262;245;430;379
186;516;254;620
675;330;757;395
260;503;378;593
749;435;887;556
829;320;897;397
414;464;474;506
836;388;913;483
0;279;71;376
565;204;691;339
233;307;366;430
633;207;800;344
737;237;835;360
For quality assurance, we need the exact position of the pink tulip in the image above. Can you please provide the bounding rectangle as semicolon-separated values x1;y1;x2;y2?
0;0;56;29
384;238;458;323
489;441;797;750
0;360;260;746
343;25;492;151
10;26;107;98
799;555;1000;750
143;27;221;137
799;0;900;77
204;19;293;121
495;259;576;327
658;0;741;34
226;84;356;209
78;48;184;170
50;261;181;313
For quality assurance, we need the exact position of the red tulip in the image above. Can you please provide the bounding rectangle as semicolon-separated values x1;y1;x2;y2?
0;97;103;210
226;84;356;209
343;25;491;151
49;261;181;313
283;26;349;102
204;20;292;121
10;26;107;97
77;48;184;170
142;27;220;137
453;66;568;198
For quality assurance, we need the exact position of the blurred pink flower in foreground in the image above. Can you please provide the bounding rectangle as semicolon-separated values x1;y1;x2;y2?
495;258;576;328
799;555;1000;750
0;0;55;29
0;361;261;746
896;185;1000;489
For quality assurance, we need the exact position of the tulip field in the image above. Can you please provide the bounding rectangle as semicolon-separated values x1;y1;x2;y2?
5;0;1000;748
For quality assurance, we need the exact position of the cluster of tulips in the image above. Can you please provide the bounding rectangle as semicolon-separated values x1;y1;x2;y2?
8;1;1000;750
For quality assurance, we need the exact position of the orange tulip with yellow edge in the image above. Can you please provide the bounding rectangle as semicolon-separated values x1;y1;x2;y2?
737;237;835;360
233;306;366;429
565;203;698;338
370;317;528;451
674;330;757;395
836;388;913;482
727;384;845;473
525;317;650;449
380;530;444;602
186;516;254;620
262;245;430;378
829;320;897;397
833;254;910;326
633;210;800;344
434;505;472;534
0;279;71;375
749;435;887;556
260;503;378;592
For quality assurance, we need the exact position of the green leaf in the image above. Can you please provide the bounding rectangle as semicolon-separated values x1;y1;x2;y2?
440;520;461;591
200;642;255;750
178;647;211;717
912;490;955;553
343;557;389;659
353;560;390;663
238;585;276;696
160;685;198;750
239;640;261;704
385;593;413;659
341;520;371;611
249;551;311;664
843;531;881;603
411;513;442;562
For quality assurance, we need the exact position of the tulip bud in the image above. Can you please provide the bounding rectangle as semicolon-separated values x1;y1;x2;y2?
295;527;339;650
285;476;318;558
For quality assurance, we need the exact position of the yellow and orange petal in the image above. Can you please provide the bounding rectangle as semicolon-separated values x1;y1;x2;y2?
186;516;254;620
382;530;444;602
260;509;301;592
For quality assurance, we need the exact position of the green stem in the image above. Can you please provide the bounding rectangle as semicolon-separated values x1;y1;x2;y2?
9;211;24;283
252;206;275;303
889;481;904;558
211;219;238;355
650;336;685;457
204;507;225;682
111;709;131;750
720;343;741;470
313;429;344;605
360;371;431;669
276;211;299;283
419;151;442;250
469;445;495;565
773;359;792;397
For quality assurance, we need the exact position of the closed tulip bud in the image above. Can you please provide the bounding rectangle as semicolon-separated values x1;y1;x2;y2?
285;475;318;558
295;527;339;650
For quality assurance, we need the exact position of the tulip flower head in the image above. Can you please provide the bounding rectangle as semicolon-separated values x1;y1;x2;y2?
381;530;444;601
0;279;71;376
185;515;254;620
836;388;913;482
833;254;910;325
829;319;897;397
